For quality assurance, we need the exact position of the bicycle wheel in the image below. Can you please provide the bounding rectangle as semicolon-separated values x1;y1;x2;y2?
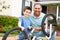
2;27;28;40
41;14;57;37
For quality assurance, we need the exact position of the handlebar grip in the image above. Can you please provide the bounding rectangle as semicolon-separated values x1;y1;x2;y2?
19;27;28;39
27;27;33;30
22;30;28;39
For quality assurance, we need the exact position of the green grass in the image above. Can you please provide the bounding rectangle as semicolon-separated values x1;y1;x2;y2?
0;33;18;37
41;37;60;40
0;33;4;37
56;38;60;40
0;30;19;37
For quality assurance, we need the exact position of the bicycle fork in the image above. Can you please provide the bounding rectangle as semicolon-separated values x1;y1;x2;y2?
45;24;52;40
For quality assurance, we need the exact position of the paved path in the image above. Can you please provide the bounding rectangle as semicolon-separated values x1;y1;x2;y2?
0;36;60;40
0;36;19;40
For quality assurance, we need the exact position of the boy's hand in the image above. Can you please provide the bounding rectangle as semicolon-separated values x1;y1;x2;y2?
20;27;25;31
28;26;32;30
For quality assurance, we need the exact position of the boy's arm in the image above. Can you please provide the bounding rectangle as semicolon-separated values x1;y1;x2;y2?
18;22;21;27
18;21;25;31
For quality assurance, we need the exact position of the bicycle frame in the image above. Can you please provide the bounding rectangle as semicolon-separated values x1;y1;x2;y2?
28;14;57;40
28;25;52;40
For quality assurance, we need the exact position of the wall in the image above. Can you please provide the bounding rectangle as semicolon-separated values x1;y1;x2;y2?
0;0;22;17
0;0;31;17
38;0;60;2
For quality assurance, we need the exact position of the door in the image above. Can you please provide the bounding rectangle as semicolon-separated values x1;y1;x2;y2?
42;6;47;14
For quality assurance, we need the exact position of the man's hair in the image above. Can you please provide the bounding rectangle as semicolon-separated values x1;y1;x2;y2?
34;3;42;7
23;6;32;11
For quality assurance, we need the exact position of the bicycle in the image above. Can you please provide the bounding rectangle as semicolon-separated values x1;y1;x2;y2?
41;14;57;40
2;14;57;40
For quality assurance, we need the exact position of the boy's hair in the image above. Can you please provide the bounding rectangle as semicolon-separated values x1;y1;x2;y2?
23;6;32;11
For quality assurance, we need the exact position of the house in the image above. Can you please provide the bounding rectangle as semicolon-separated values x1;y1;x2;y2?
0;0;33;17
34;0;60;23
25;0;60;23
0;0;60;23
0;0;23;17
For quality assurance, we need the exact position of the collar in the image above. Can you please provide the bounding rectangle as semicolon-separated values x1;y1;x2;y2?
32;12;42;19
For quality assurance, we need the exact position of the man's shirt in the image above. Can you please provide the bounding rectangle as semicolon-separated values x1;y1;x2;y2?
29;12;47;36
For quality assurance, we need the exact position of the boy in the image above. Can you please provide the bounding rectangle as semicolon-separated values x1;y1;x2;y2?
18;6;32;40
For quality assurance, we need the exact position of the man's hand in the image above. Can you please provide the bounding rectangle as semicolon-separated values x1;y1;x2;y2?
33;27;42;31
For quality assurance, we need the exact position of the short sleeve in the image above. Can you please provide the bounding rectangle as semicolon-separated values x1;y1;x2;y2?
44;18;48;25
43;13;48;24
18;17;22;23
29;20;32;26
30;22;32;26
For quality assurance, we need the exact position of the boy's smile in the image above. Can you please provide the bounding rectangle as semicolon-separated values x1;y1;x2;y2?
23;9;31;18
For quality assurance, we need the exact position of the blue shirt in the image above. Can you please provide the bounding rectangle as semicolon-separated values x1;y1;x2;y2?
29;12;47;36
19;16;32;38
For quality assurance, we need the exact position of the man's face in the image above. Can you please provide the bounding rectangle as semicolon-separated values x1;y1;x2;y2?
23;9;31;17
34;5;42;15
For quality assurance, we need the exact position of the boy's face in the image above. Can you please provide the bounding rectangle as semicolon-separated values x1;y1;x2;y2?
23;9;31;17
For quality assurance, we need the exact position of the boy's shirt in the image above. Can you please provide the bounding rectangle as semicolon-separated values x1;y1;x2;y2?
18;16;32;38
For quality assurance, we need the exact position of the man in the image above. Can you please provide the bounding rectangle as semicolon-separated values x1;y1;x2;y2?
29;3;56;40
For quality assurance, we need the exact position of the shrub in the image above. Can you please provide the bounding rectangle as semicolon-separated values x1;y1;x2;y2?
57;24;60;30
0;15;18;33
48;19;60;30
0;26;3;32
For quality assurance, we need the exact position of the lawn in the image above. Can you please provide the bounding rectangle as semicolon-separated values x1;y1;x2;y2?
0;33;60;40
0;33;18;37
56;38;60;40
41;37;60;40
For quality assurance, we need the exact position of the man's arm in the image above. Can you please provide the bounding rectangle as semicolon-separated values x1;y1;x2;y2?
33;26;42;31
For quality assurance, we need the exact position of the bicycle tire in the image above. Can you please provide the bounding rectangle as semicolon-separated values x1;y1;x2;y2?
2;27;28;40
41;14;57;37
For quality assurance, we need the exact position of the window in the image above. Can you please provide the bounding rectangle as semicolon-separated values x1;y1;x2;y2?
58;6;60;16
38;0;60;2
58;18;60;24
58;6;60;23
47;6;57;16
